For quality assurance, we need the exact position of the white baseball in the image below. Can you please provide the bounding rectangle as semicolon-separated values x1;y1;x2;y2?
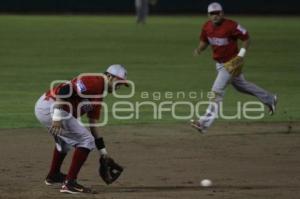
200;179;212;187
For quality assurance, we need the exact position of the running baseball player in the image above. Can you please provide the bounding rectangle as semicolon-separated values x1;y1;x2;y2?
135;0;149;24
35;64;128;194
191;2;277;133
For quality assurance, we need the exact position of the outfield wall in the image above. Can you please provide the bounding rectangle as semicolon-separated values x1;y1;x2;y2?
0;0;299;14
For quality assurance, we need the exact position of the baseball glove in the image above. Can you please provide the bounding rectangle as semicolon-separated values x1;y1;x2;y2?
224;56;244;77
99;155;123;185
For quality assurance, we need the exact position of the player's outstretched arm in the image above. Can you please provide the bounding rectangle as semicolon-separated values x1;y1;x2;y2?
89;119;108;155
194;41;209;56
89;119;124;185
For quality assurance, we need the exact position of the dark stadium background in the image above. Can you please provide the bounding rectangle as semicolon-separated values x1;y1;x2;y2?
0;0;299;14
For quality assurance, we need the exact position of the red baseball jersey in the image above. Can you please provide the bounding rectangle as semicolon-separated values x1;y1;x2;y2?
45;75;105;120
200;18;249;63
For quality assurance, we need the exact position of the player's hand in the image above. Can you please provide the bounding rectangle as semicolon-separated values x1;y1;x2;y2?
49;120;63;136
193;48;201;56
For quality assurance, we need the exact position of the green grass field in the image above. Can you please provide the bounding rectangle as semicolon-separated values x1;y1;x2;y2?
0;15;299;128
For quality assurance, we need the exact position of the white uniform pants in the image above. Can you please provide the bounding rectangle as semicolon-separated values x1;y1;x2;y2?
34;94;96;153
199;63;275;128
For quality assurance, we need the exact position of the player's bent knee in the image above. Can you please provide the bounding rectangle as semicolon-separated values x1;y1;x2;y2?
78;135;96;150
211;91;224;102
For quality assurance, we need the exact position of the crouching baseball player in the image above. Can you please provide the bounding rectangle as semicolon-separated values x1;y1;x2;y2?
191;2;277;133
34;64;128;194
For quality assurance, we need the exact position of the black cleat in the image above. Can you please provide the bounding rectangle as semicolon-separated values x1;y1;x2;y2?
45;172;66;186
60;179;92;194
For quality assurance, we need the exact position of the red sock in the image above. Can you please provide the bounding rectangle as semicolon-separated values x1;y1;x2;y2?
48;147;67;177
66;147;90;180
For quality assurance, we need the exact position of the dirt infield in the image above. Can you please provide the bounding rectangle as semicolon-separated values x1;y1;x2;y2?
0;122;299;199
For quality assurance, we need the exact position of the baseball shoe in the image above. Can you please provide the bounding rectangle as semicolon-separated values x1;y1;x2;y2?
268;95;278;115
190;119;207;133
45;172;66;186
60;179;92;194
